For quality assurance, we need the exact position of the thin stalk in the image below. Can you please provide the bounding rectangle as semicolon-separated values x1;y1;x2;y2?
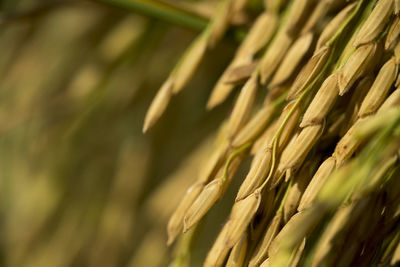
92;0;208;31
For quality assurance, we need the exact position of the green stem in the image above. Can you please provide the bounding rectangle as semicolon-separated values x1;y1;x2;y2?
92;0;208;31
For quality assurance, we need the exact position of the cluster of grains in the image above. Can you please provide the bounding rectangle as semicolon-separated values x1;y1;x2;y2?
145;0;400;266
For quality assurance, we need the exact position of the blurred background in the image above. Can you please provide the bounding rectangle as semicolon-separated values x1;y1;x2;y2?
0;0;257;266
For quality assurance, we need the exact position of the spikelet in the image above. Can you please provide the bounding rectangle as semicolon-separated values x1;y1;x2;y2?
283;161;314;222
236;12;278;60
385;16;400;50
251;120;279;155
224;62;258;84
143;78;173;133
338;42;377;95
269;33;314;88
340;76;374;135
260;32;293;84
353;0;394;47
298;157;336;211
333;118;366;167
249;212;282;267
167;182;204;245
301;0;330;34
317;2;358;49
232;105;275;148
300;73;339;127
358;57;398;117
285;0;316;36
225;190;262;248
288;238;306;267
226;234;248;267
275;123;324;185
378;88;400;112
204;222;232;267
183;179;224;233
286;46;330;100
207;0;234;48
173;34;208;94
227;74;258;139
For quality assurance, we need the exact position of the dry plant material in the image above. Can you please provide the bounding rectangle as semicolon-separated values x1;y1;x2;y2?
143;0;400;265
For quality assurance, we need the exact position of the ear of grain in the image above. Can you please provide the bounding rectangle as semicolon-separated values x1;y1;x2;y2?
300;73;339;127
289;238;306;267
298;157;336;211
227;74;258;139
183;179;224;232
391;241;400;265
260;32;293;84
270;33;314;88
316;2;357;50
207;70;236;109
385;16;400;50
236;150;271;201
204;222;232;267
274;123;324;187
338;42;377;95
301;0;330;34
249;212;282;267
251;120;279;155
173;35;208;94
198;142;229;183
353;0;394;47
311;204;353;267
226;191;262;248
224;61;259;84
276;101;302;151
268;209;322;259
232;105;275;148
395;40;400;65
378;88;400;112
226;233;248;267
340;76;374;135
287;46;330;101
167;182;204;245
143;78;173;133
333;118;366;167
358;57;398;118
396;0;400;14
283;161;314;223
285;0;315;36
237;12;278;60
260;258;270;267
207;0;232;48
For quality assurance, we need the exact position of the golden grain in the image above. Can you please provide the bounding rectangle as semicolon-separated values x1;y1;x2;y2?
316;2;357;50
232;105;275;148
338;42;377;95
260;32;293;84
143;78;173;133
353;0;394;47
285;0;315;36
300;73;339;127
269;33;314;88
287;46;330;100
249;212;282;267
224;61;258;84
226;234;248;267
227;74;258;139
226;190;262;248
183;179;224;232
386;16;400;50
298;157;336;211
237;12;278;60
358;57;398;117
204;222;232;267
276;124;324;184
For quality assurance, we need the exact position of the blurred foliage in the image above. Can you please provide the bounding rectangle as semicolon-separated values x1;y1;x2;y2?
0;0;243;266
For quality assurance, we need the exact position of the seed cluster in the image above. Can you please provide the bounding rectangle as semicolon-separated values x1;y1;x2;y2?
144;0;400;266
